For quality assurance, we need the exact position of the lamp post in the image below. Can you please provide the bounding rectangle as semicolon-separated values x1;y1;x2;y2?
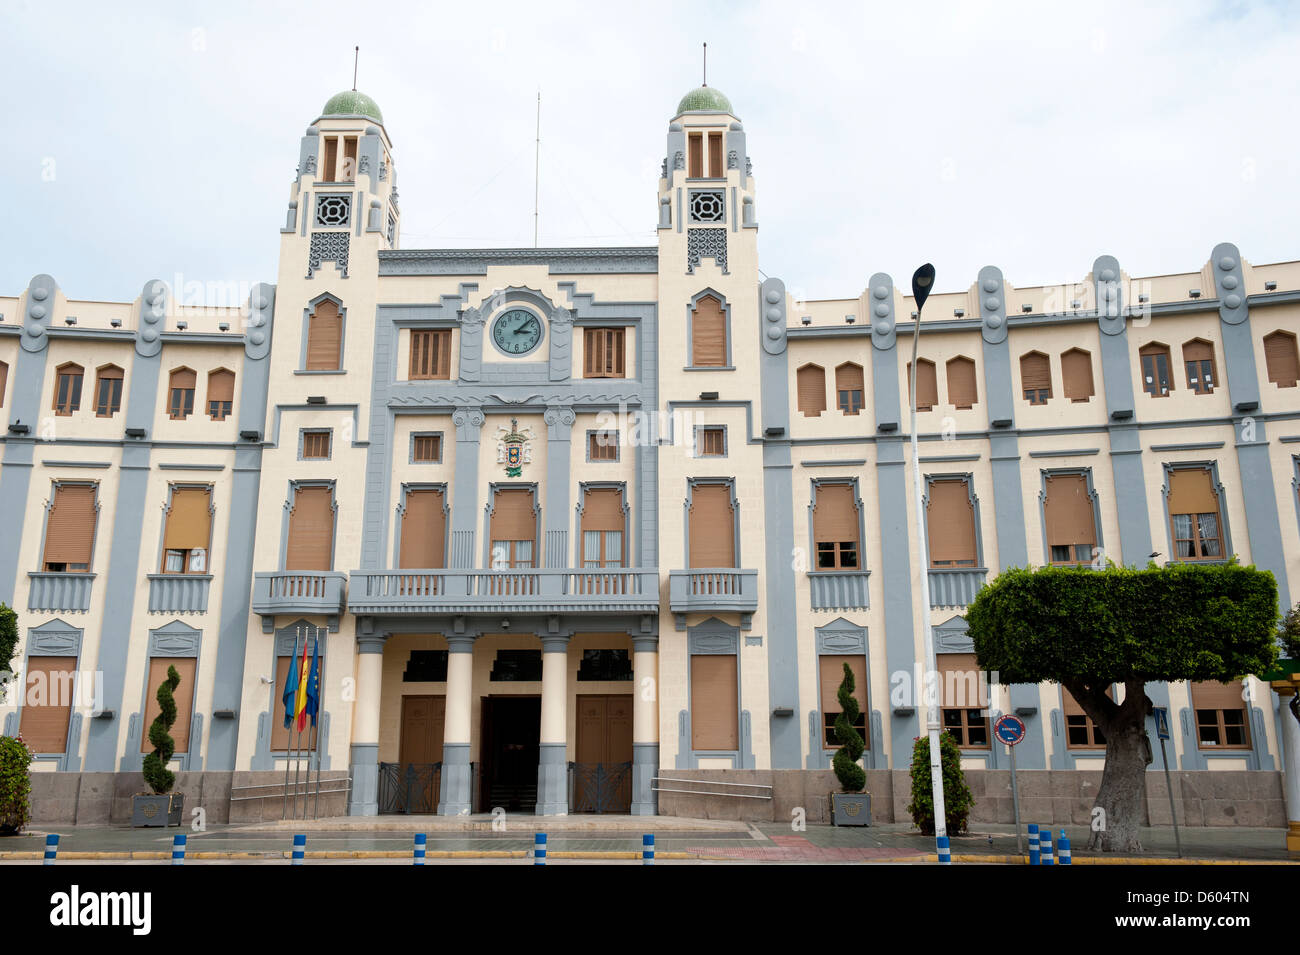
909;263;949;864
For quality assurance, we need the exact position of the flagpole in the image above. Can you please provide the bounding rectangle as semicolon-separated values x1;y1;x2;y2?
282;627;300;820
312;628;323;819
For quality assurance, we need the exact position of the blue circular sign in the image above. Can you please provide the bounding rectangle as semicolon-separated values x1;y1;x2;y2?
994;715;1026;746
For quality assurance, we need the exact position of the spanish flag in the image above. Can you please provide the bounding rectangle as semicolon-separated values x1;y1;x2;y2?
293;634;310;732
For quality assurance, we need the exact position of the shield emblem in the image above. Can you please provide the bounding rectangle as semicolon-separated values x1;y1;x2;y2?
507;445;522;468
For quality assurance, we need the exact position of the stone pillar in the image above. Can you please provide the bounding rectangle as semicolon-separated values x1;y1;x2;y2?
347;632;387;816
631;635;660;815
1275;683;1300;854
438;634;476;815
536;634;570;815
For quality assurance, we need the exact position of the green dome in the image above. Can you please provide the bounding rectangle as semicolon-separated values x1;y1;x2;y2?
321;90;383;123
676;86;733;115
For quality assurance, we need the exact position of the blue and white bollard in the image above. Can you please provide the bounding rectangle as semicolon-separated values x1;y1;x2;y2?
43;834;59;866
1040;827;1054;866
291;833;306;865
1058;830;1071;865
171;833;186;865
413;833;426;866
533;832;547;866
1028;824;1039;865
936;834;951;865
642;833;655;866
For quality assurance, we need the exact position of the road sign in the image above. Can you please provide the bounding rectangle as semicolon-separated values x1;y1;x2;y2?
1153;706;1170;740
994;714;1026;746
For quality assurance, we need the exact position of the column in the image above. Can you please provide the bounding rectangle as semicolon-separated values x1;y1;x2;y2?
631;635;660;815
347;631;387;816
536;634;570;815
542;405;575;595
1276;684;1300;854
438;634;476;815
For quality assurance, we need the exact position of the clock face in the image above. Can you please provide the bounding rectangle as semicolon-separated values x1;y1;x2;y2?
491;308;544;356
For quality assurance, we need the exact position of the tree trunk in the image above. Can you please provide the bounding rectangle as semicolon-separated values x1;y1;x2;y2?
1073;679;1152;853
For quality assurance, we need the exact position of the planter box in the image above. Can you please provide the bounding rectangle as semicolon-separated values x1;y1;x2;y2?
131;793;184;828
831;792;871;827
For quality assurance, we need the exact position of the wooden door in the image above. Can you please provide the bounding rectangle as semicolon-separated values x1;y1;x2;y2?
574;694;633;813
398;695;445;812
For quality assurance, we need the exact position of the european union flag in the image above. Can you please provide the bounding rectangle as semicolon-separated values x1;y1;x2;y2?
283;636;300;729
305;633;321;728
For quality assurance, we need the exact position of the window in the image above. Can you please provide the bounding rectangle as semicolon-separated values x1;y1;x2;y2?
583;328;625;378
161;486;212;574
490;649;543;681
399;488;446;569
1182;339;1217;395
53;363;83;416
691;654;738;750
490;488;536;569
588;430;619;462
708;131;724;177
410;329;452;380
813;482;860;570
1061;348;1095;402
688;482;735;568
1191;680;1250;749
19;657;77;753
207;368;234;420
927;478;978;567
690;294;727;367
1167;466;1223;561
140;658;196;753
1043;472;1096;566
272;650;323;752
412;433;442;463
820;656;868;749
694;426;725;457
938;652;989;749
93;365;123;417
168;367;196;420
836;362;864;415
1140;343;1172;397
320;136;338;183
1063;687;1110;749
0;359;7;408
403;650;449;682
577;649;633;681
342;136;358;181
1020;351;1052;405
1264;330;1299;388
581;487;624;569
285;485;334;570
796;364;826;417
907;358;938;411
687;132;703;178
946;356;978;409
306;299;343;371
301;430;331;460
42;483;97;572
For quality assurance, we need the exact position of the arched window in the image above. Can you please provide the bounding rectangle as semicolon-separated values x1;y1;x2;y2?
53;363;84;416
94;365;124;418
1182;339;1217;395
306;299;343;371
690;294;727;367
1139;342;1172;397
1060;348;1095;402
796;364;826;417
1019;351;1051;405
835;362;864;415
907;358;938;411
946;356;978;409
1264;330;1299;388
207;368;235;420
168;367;196;420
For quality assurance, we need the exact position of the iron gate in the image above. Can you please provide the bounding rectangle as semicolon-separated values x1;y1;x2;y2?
569;761;632;814
378;761;442;814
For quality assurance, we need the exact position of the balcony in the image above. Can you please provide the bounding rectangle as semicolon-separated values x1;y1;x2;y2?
668;568;759;630
252;572;348;631
147;575;212;614
347;568;660;616
928;568;989;610
808;571;871;612
27;573;94;613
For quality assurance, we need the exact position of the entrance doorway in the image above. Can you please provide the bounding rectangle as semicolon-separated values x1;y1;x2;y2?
573;694;633;813
479;696;541;813
382;695;445;814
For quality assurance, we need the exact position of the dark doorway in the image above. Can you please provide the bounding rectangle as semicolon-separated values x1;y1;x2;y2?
479;696;541;813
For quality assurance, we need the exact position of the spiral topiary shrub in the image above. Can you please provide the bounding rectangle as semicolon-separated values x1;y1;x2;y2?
142;665;181;795
0;735;34;835
906;731;973;836
831;662;866;792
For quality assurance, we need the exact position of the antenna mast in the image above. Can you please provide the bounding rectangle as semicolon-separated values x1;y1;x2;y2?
352;46;359;90
534;90;541;248
703;42;707;86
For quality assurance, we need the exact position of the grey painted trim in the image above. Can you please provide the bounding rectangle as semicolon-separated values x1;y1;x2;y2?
573;481;629;566
810;617;879;769
17;620;84;768
800;459;868;468
921;472;987;567
691;424;727;458
919;454;981;463
483;482;541;567
298;292;347;373
153;480;217;577
409;430;444;464
1149;441;1226;452
279;478;339;570
1108;426;1154;566
38;461;111;469
584;428;620;463
685;287;733;369
807;475;867;570
378;247;658;276
683;618;753;767
392;482;449;568
1027;449;1100;458
348;742;379;816
297;427;334;461
1159;460;1234;565
270;403;363;450
1037;467;1104;565
683;477;741;568
158;462;225;471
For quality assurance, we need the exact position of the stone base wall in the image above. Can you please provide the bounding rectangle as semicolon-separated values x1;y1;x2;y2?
654;769;1288;828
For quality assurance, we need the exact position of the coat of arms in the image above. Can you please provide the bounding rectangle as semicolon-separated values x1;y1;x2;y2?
497;418;533;477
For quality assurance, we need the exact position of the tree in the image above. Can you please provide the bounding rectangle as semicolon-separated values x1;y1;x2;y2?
906;732;973;835
1280;602;1300;661
142;666;181;795
831;662;866;792
0;604;16;706
966;561;1278;852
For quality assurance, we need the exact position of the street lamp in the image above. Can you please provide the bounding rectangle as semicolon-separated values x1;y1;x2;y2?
909;263;950;864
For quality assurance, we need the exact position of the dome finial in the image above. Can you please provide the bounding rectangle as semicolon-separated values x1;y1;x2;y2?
352;45;359;91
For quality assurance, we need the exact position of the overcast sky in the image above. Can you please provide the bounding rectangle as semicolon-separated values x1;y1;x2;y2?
3;0;1298;305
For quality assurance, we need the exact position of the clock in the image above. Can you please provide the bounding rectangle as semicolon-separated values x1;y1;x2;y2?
491;308;544;356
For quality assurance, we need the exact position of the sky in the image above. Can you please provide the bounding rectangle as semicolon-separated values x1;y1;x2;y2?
2;0;1298;305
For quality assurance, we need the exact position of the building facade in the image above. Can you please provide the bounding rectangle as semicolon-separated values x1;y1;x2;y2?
2;86;1299;819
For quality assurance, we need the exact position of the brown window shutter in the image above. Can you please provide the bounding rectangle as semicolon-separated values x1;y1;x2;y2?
1191;680;1245;711
306;301;342;371
0;360;7;407
692;296;726;366
908;359;939;410
170;367;196;392
140;658;197;753
272;653;323;752
490;488;536;542
708;131;724;177
581;487;624;534
43;484;97;568
584;328;625;377
946;357;978;408
797;364;826;416
819;656;868;733
1020;352;1051;396
836;363;864;414
1043;474;1095;552
207;368;234;403
412;434;441;462
343;137;358;180
1167;467;1217;515
321;137;338;182
1062;685;1113;717
813;483;858;548
689;483;735;567
690;654;738;750
1264;331;1299;388
302;431;330;459
285;485;334;570
927;479;977;565
937;652;987;708
697;428;724;456
688;133;703;178
588;431;618;461
409;330;451;379
1182;339;1213;363
400;488;446;569
1061;349;1095;401
19;656;78;752
163;487;212;554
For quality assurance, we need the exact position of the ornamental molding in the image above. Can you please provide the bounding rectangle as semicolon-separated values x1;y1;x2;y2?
378;247;658;276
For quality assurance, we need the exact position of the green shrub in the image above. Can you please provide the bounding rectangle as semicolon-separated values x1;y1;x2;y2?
142;665;181;795
0;735;34;835
906;731;973;835
831;662;866;792
1281;602;1300;661
0;604;16;705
